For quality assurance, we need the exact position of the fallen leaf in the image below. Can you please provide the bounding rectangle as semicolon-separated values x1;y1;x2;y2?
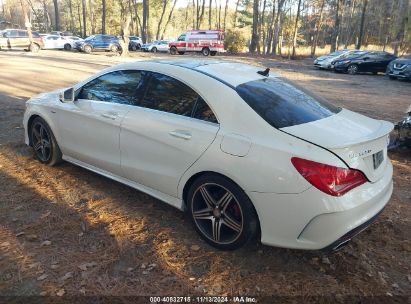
56;289;65;296
15;232;25;237
60;272;73;281
191;245;200;251
78;261;97;271
51;264;59;270
37;274;48;281
41;240;52;247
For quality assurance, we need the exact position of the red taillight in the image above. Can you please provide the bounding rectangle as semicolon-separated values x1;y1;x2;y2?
291;157;368;197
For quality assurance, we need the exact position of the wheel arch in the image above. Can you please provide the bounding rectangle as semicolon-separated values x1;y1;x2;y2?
26;113;60;148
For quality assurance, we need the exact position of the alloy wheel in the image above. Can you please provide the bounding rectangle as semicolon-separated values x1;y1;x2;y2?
347;64;358;75
31;121;52;162
191;183;243;245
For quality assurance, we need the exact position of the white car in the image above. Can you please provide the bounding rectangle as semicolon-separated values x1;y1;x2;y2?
23;60;393;251
63;36;84;51
142;40;169;53
42;35;67;49
314;49;352;69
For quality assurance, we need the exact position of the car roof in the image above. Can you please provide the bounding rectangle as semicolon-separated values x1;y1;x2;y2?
123;60;271;87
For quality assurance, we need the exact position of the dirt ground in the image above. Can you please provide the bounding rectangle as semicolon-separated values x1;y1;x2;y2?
0;50;410;302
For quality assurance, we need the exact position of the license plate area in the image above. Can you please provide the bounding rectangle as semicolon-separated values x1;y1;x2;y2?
372;150;384;170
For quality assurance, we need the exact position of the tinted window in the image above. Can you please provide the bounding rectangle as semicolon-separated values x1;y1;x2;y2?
193;97;218;123
236;78;341;128
7;30;18;37
140;73;198;117
78;70;146;105
32;32;40;38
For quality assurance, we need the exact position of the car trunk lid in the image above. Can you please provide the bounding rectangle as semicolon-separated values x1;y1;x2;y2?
281;109;393;183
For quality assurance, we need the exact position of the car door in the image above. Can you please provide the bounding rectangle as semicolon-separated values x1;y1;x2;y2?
120;72;220;198
56;70;145;176
359;53;379;72
92;36;104;50
159;41;169;52
17;30;30;47
7;30;19;48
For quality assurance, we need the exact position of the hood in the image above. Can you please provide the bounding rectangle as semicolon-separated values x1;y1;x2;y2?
282;109;393;183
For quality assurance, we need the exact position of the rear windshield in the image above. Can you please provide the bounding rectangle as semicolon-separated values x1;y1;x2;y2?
236;77;341;128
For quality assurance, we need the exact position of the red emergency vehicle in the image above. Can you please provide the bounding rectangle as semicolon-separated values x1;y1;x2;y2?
169;30;225;56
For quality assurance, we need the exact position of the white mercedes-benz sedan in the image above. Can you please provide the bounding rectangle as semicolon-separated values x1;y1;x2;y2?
23;60;394;251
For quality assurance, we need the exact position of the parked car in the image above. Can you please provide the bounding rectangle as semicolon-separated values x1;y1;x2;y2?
0;29;44;52
62;36;83;51
129;36;142;51
394;105;411;146
314;49;351;69
141;40;169;52
314;50;365;70
23;60;393;251
76;34;121;54
42;35;67;49
386;54;411;80
169;30;225;56
333;51;397;75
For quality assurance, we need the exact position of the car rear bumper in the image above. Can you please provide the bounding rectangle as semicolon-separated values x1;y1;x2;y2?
247;160;393;250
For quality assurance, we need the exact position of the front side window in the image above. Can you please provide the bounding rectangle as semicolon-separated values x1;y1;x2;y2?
140;73;198;117
78;70;146;105
236;77;341;129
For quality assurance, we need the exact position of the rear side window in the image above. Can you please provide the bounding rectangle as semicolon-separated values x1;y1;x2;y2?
193;97;218;123
140;72;198;117
78;70;146;105
236;78;341;128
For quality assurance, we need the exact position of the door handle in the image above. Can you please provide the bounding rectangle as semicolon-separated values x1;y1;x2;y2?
169;130;192;140
101;113;118;120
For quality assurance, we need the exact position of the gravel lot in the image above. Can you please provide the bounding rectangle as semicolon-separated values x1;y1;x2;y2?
0;50;410;301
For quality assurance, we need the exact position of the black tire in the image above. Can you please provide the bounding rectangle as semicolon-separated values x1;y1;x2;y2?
110;44;119;53
64;44;72;51
201;47;210;56
30;117;62;166
130;44;137;51
84;45;92;54
210;51;217;56
30;43;40;53
178;51;185;55
187;174;259;250
347;64;359;75
151;47;157;53
170;46;177;55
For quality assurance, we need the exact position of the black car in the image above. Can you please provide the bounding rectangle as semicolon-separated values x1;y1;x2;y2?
333;51;397;75
386;55;411;80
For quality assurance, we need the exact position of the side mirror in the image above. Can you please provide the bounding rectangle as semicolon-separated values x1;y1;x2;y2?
59;88;75;103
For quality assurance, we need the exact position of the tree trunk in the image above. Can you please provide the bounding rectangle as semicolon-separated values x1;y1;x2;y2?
68;0;75;32
265;0;276;55
209;0;212;29
356;0;368;49
393;0;409;56
120;14;131;57
77;3;82;36
156;0;167;40
161;0;178;39
53;0;60;31
19;0;33;43
271;0;285;55
249;0;259;53
259;0;266;54
82;0;87;37
233;0;241;27
142;0;149;43
291;0;302;58
89;0;95;34
311;0;325;56
330;0;342;52
102;0;106;34
223;0;229;31
199;0;206;28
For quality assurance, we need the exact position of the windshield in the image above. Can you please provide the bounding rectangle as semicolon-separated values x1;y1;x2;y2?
236;78;341;128
329;50;346;56
85;35;95;41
